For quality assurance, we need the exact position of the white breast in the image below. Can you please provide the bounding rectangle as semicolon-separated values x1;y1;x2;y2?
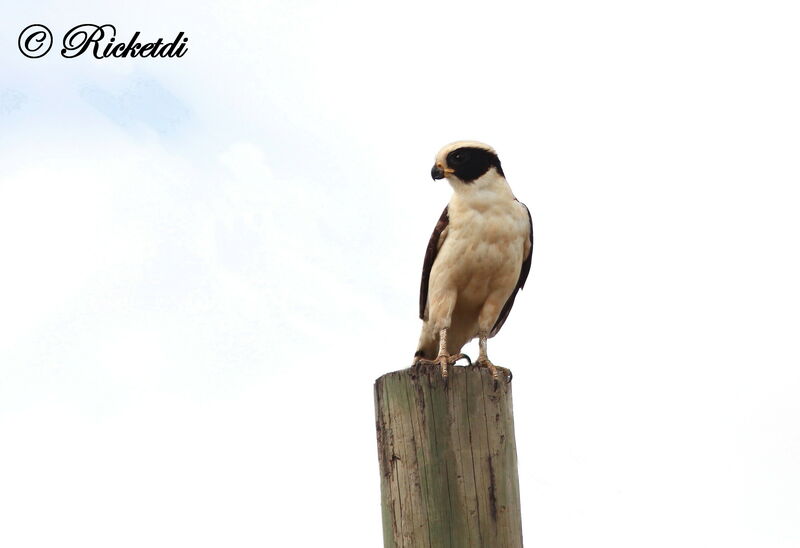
430;174;529;308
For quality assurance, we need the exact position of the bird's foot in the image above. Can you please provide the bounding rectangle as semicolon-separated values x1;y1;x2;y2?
415;353;471;380
476;357;500;381
476;358;512;387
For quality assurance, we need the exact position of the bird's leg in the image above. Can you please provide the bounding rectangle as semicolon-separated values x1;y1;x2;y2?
476;332;501;382
432;328;472;380
414;328;471;380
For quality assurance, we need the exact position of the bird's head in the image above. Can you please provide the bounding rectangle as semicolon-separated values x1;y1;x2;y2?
431;141;505;185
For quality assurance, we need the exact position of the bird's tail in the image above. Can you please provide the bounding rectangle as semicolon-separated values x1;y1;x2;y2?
414;325;439;361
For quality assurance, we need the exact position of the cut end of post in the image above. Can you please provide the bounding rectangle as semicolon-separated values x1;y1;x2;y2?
375;363;513;391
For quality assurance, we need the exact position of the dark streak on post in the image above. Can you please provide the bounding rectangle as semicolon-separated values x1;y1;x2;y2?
488;455;498;522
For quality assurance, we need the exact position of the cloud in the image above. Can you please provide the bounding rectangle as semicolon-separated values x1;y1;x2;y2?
80;77;191;136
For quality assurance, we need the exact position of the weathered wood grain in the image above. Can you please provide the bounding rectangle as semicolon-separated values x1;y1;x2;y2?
375;365;523;547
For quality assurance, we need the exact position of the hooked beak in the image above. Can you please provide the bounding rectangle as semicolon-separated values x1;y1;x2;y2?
430;163;454;180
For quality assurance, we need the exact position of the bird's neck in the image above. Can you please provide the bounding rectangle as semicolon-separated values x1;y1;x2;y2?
448;170;516;212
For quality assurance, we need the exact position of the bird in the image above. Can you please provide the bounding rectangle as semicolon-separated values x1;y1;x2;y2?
414;141;533;382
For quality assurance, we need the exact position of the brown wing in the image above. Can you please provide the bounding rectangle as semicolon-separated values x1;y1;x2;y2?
490;202;533;336
419;206;449;320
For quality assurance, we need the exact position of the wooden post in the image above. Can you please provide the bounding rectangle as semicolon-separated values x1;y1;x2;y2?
374;364;523;547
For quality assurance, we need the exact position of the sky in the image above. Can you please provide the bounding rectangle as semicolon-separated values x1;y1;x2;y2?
1;1;799;546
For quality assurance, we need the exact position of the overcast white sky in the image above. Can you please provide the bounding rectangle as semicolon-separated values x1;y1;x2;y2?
1;1;799;546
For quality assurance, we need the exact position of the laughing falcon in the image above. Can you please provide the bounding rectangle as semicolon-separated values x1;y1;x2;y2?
414;141;533;381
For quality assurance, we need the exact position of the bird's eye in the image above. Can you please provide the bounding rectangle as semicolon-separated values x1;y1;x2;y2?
449;150;468;165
